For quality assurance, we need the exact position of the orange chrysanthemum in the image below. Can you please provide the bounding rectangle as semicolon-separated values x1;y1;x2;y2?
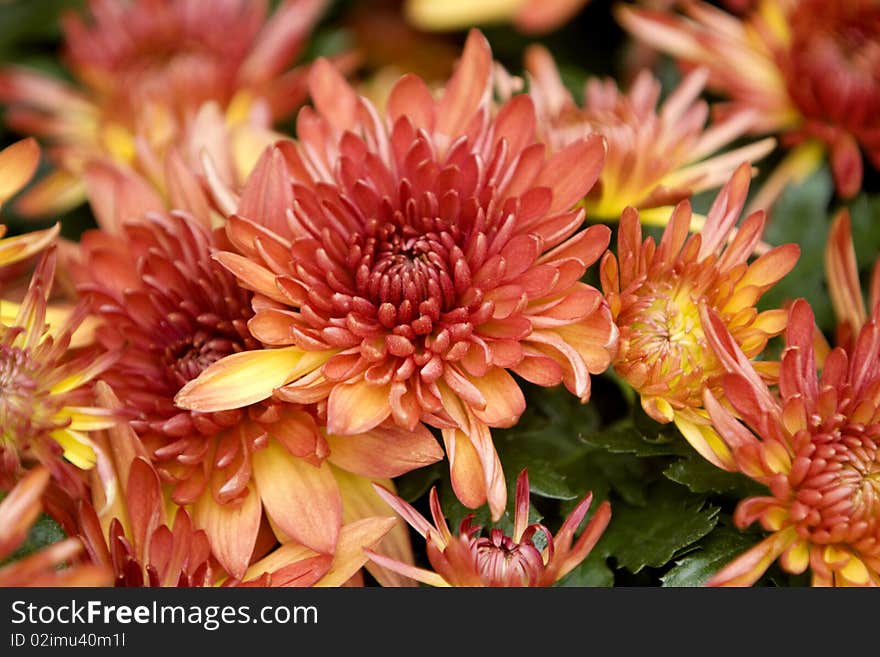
366;469;611;587
518;45;774;225
0;0;333;216
175;30;618;520
703;299;880;586
617;0;880;199
600;163;799;467
58;383;397;587
73;210;437;580
0;467;111;587
1;248;118;491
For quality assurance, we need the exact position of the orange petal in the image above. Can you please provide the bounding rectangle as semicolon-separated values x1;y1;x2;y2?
435;29;492;138
12;168;86;218
309;57;359;132
237;145;294;236
707;529;795;587
326;422;442;478
253;438;342;554
535;133;606;214
333;467;418;587
326;378;392;435
0;137;39;207
468;367;525;428
315;517;398;587
194;483;262;579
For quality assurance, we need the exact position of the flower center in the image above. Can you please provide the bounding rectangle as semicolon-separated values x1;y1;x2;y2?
622;282;713;396
473;529;544;586
0;345;41;442
164;330;244;389
793;421;880;544
351;208;468;326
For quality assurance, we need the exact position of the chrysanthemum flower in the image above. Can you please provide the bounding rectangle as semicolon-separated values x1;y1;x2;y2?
617;0;880;199
366;469;611;586
599;163;799;468
0;466;111;587
65;383;396;587
175;30;618;520
73;210;439;579
405;0;589;34
1;247;118;488
0;138;59;268
0;0;333;216
825;209;880;352
519;45;775;226
703;299;880;586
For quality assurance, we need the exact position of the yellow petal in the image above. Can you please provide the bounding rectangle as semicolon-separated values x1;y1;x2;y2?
50;428;97;469
175;347;330;412
315;517;398;587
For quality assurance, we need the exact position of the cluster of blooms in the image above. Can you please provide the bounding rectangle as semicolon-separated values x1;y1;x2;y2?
0;0;878;587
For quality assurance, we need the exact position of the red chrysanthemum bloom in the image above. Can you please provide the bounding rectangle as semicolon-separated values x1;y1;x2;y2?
1;247;118;491
73;209;437;580
617;0;880;199
0;467;111;587
59;383;396;587
175;30;618;520
703;299;880;586
599;163;799;467
0;0;334;216
366;469;611;587
517;45;774;225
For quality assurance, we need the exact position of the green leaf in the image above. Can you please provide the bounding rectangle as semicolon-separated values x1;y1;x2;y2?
0;507;66;567
660;526;758;587
663;456;768;498
394;461;443;503
759;164;835;331
555;550;615;588
579;422;691;458
596;480;719;574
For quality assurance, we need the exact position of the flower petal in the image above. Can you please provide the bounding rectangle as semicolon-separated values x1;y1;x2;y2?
327;422;442;478
175;347;327;412
253;438;342;554
194;482;262;579
326;379;393;435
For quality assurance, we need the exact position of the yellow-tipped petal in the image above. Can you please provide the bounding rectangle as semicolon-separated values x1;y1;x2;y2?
314;517;398;587
175;347;329;412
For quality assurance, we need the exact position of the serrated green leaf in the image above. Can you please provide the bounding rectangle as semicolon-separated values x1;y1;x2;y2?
660;526;758;587
663;456;768;498
579;423;690;458
596;481;719;573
